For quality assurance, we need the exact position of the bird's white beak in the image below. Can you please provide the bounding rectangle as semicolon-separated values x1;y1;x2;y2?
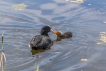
51;29;54;33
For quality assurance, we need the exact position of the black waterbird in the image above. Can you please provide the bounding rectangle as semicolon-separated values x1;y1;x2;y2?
29;26;54;50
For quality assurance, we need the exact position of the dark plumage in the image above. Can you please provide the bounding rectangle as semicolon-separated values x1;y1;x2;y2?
62;32;72;38
29;26;53;50
53;30;72;41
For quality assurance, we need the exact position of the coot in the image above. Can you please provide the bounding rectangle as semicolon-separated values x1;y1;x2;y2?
53;30;72;41
29;26;54;50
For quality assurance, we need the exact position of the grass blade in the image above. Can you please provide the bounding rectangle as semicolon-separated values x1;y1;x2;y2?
0;52;3;68
0;32;5;71
2;52;6;63
35;65;39;71
2;32;4;50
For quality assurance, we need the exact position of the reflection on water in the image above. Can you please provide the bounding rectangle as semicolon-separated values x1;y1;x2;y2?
31;50;44;56
13;3;27;11
31;40;54;55
81;58;88;62
103;21;106;24
0;0;106;71
97;32;106;44
66;0;84;3
31;45;53;55
100;32;106;43
54;37;62;42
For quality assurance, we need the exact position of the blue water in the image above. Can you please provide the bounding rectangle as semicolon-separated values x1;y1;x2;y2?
0;0;106;71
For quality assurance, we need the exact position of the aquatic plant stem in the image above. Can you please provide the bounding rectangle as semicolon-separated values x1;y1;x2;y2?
0;32;6;71
36;65;39;71
2;32;4;50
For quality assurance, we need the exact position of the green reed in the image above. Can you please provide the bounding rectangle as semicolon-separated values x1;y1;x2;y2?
2;32;4;49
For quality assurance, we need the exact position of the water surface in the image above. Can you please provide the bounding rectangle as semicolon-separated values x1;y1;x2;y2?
0;0;106;71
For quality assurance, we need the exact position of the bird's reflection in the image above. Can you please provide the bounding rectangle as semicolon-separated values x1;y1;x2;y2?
31;50;44;55
54;37;62;42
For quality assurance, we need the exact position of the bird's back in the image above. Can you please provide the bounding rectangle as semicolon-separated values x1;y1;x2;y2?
30;35;52;50
63;32;72;38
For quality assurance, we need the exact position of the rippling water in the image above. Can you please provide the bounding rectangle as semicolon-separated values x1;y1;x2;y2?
0;0;106;71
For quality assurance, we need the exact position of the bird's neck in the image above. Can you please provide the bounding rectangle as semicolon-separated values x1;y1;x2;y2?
41;32;49;36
